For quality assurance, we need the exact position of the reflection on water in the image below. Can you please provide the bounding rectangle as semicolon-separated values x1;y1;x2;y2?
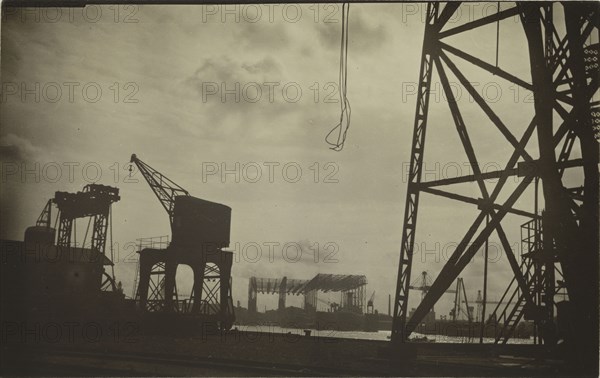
260;326;534;344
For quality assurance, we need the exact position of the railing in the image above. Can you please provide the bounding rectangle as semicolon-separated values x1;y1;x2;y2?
136;235;170;251
520;218;542;260
492;218;544;344
131;236;170;300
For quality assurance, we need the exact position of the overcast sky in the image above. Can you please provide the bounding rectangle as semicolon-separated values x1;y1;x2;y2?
1;3;575;317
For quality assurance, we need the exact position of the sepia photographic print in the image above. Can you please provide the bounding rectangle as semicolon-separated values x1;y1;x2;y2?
1;1;599;376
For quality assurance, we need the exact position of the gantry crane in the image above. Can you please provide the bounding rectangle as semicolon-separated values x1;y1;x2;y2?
26;185;121;291
54;184;121;291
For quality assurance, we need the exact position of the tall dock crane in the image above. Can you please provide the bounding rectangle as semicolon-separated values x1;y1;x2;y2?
129;154;235;329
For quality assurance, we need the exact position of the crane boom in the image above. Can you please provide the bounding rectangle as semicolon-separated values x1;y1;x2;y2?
130;154;189;226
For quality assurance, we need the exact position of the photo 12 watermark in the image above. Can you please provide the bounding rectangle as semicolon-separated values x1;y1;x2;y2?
1;82;139;104
400;81;534;104
202;161;339;184
199;4;341;24
199;81;342;105
2;5;140;23
1;161;138;184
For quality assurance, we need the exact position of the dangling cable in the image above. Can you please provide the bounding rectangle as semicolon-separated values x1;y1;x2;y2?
325;3;351;151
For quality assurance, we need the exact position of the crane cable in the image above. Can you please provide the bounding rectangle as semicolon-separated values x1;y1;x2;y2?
325;3;351;151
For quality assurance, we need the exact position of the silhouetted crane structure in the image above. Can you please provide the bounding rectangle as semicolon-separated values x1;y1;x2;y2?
130;154;235;329
53;184;121;292
450;278;472;322
26;185;121;292
409;271;458;312
248;274;367;314
473;290;513;323
408;271;434;302
367;291;376;314
391;2;598;368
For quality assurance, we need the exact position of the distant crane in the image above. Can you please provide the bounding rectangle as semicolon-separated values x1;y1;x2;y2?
367;291;376;314
450;278;472;322
470;290;515;323
409;271;458;313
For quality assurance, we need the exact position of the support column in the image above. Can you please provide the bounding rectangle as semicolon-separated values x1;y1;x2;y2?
392;2;440;343
519;3;580;345
248;277;257;313
163;260;177;312
278;277;287;311
137;257;152;311
218;251;233;328
191;262;206;314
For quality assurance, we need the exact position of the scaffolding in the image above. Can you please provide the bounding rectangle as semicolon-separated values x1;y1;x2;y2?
248;273;368;314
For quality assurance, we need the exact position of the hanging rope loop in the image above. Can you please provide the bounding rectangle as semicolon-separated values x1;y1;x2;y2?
325;3;351;151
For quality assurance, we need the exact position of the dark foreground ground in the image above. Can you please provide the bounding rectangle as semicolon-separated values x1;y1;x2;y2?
1;327;587;376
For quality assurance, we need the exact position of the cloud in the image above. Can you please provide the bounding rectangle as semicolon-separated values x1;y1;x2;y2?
190;55;238;84
242;56;281;75
181;54;309;142
0;133;40;161
348;12;388;51
316;11;388;51
234;22;290;50
191;55;282;84
315;22;341;50
1;32;23;79
0;145;23;161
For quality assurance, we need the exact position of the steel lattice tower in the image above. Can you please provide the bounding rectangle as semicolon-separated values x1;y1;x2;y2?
392;2;598;360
